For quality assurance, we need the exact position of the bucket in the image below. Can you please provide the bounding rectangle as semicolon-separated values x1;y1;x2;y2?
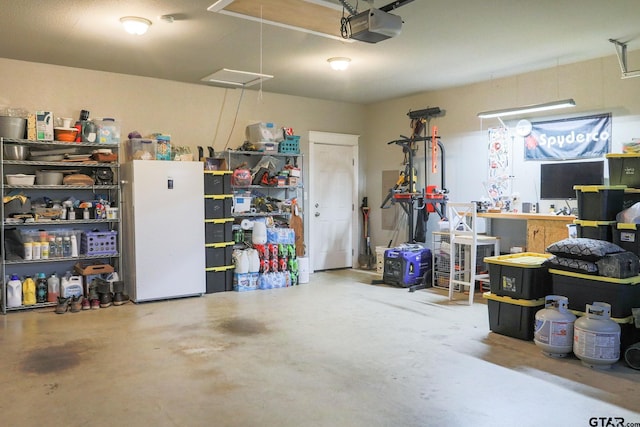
0;116;27;139
298;257;310;283
625;342;640;370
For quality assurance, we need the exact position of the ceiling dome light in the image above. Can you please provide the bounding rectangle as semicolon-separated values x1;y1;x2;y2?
120;16;152;35
328;57;351;71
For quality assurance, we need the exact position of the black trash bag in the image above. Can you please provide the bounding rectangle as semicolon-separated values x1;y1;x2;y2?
2;227;25;261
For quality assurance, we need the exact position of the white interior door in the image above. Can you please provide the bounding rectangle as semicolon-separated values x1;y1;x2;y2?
309;132;359;271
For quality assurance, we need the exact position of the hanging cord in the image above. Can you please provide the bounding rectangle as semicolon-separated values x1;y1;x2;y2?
258;5;264;101
223;86;245;151
211;88;228;147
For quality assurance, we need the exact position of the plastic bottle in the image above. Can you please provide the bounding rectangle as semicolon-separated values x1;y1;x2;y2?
22;276;36;306
83;208;90;220
70;234;78;257
41;238;49;259
7;274;22;308
55;236;63;258
62;236;71;257
48;236;58;258
24;240;33;260
47;273;60;303
36;273;47;303
32;241;41;260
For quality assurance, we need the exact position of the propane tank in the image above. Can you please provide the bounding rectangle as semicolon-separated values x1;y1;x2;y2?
574;302;621;369
534;295;576;358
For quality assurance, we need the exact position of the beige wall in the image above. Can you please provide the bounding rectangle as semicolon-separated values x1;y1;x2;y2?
0;57;367;238
4;51;640;254
363;51;640;248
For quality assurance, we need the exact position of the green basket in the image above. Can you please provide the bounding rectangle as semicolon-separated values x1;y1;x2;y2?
279;135;300;154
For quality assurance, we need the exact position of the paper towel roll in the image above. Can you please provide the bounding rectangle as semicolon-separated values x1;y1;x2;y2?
298;257;309;283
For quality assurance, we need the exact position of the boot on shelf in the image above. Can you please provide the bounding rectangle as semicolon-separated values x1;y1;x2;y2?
112;281;129;306
88;278;102;310
97;280;113;308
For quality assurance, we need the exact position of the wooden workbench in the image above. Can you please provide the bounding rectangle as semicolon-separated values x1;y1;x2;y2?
478;212;576;253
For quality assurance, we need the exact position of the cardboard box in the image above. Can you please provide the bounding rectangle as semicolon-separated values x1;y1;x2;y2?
74;262;114;294
36;111;54;141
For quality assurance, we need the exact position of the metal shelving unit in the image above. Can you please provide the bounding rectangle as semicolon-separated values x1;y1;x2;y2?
226;150;303;222
1;137;121;313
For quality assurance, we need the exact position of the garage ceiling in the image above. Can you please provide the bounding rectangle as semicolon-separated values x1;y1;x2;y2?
0;0;638;104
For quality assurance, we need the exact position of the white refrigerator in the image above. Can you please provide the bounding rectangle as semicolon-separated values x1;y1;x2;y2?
122;160;205;302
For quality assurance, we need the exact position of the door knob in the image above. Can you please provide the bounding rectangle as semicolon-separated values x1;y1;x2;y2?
315;212;320;217
315;203;319;208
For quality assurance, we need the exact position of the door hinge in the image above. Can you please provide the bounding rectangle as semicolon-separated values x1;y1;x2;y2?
352;158;355;166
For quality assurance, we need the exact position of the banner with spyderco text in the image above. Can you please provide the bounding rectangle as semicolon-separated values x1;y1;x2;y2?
524;113;611;160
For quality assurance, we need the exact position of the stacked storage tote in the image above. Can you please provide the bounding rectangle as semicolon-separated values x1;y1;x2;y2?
204;171;234;293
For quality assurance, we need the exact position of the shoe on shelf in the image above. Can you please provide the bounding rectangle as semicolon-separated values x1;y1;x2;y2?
70;295;84;313
90;299;100;310
55;296;71;314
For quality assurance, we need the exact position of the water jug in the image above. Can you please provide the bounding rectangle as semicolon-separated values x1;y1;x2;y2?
252;221;267;244
61;274;83;298
7;274;22;308
22;276;36;306
247;248;260;273
36;273;47;303
47;273;60;303
233;249;249;274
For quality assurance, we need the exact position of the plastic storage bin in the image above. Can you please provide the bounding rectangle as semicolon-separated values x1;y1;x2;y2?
607;153;640;188
613;223;640;255
483;292;545;340
205;195;233;219
205;219;233;242
205;265;234;293
279;135;300;154
96;118;120;144
550;268;640;318
574;185;626;221
574;220;615;241
204;171;232;194
246;122;277;143
205;242;234;266
127;138;155;160
485;252;553;299
81;230;118;256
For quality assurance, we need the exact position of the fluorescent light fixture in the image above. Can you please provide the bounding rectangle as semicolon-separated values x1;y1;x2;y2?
120;16;152;35
201;68;274;87
328;57;351;71
477;99;576;119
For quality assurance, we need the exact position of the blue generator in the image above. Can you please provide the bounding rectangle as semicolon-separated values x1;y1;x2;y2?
383;244;432;287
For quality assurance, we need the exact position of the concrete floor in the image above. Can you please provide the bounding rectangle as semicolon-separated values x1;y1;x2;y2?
1;269;639;427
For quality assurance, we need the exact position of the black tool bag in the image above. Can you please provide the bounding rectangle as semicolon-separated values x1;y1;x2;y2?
596;251;640;279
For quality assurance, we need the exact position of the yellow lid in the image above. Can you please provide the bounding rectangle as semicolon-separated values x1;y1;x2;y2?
204;194;233;199
573;185;627;192
482;292;545;306
616;222;639;230
549;268;640;285
573;219;616;226
205;241;234;248
205;265;235;272
484;252;552;267
204;170;232;175
606;153;640;159
569;309;633;324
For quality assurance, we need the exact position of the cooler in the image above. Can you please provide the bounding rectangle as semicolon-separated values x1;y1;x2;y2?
483;292;545;340
550;268;640;318
484;252;553;299
383;245;432;287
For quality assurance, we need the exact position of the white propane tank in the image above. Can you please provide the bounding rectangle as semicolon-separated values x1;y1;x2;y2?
534;295;576;358
574;302;621;369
